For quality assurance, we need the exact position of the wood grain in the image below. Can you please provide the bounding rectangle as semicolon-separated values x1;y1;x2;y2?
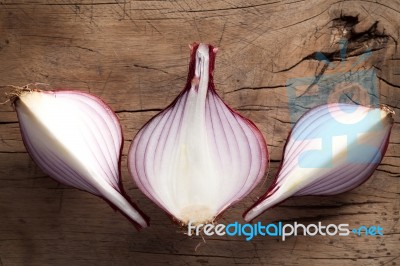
0;0;399;265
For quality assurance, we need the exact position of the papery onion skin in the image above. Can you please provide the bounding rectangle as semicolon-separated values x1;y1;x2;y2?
13;88;149;229
128;43;268;225
244;103;394;222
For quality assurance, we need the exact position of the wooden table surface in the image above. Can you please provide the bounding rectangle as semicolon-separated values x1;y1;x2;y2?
0;1;399;265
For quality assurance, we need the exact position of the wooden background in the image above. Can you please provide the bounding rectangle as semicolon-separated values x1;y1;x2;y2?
0;0;399;265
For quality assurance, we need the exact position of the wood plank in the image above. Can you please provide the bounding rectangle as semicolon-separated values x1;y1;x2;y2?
0;0;399;265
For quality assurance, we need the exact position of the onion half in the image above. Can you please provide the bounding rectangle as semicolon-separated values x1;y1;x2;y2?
128;43;268;225
244;103;394;221
13;88;149;229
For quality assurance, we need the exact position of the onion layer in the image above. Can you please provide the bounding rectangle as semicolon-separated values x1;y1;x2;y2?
244;103;394;221
128;43;268;225
14;88;149;229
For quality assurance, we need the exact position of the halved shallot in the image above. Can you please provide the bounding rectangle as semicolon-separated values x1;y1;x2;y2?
244;103;394;221
128;43;268;225
12;87;149;228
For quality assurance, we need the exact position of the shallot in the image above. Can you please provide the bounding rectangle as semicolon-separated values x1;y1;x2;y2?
12;87;149;228
244;103;394;221
128;43;268;225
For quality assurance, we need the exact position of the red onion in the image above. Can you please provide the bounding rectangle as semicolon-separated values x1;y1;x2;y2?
244;103;394;221
12;87;149;229
128;43;268;225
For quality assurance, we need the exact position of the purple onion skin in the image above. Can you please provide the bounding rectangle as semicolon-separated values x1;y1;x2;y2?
128;43;269;226
244;103;394;222
15;89;149;229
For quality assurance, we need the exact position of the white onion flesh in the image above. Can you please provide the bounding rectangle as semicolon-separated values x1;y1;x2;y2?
244;103;394;221
128;43;268;225
15;89;148;228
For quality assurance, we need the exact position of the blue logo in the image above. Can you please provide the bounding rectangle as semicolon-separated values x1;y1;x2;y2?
286;39;382;168
286;39;379;124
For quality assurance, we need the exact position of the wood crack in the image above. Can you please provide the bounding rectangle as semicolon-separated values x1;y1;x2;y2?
378;76;400;89
175;1;281;13
0;2;124;6
226;84;289;94
128;250;252;259
280;201;390;209
115;108;162;114
128;64;169;74
375;168;400;177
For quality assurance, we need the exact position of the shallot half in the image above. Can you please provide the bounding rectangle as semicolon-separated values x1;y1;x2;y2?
128;43;268;225
11;87;149;228
244;103;394;221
